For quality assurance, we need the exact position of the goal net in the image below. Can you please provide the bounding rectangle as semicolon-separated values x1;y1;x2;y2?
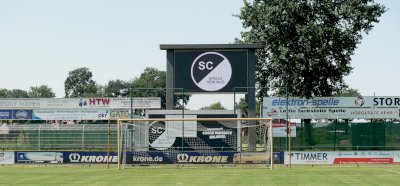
117;118;273;169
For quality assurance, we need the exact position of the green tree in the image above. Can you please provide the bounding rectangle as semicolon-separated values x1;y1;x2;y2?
28;85;56;98
200;102;226;110
130;67;167;108
130;67;189;109
0;88;7;98
238;0;385;98
7;89;29;98
333;88;361;97
235;98;262;117
95;84;106;97
237;0;385;146
104;79;130;97
64;67;98;98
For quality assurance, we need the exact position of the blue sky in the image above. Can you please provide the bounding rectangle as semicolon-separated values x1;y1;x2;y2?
0;0;398;98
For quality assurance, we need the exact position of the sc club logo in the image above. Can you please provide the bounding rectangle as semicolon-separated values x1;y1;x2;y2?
354;95;364;107
191;52;232;91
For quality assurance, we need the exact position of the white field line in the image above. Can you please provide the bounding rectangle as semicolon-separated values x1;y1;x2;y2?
387;170;400;175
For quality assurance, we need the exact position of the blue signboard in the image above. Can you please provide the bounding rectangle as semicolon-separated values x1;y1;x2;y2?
274;152;284;164
129;151;236;164
16;151;283;164
0;110;12;119
63;152;118;164
128;151;284;164
12;110;33;120
129;151;173;164
63;151;236;164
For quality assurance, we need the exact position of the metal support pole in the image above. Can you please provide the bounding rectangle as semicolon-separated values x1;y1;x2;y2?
181;88;184;151
334;120;338;150
286;86;289;148
233;88;236;116
107;120;110;170
270;121;273;170
248;49;257;151
130;89;133;119
289;125;292;169
117;121;121;170
286;86;291;169
82;126;85;150
166;50;174;109
38;125;41;150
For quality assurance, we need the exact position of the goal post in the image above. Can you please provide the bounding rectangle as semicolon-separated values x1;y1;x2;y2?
117;117;273;169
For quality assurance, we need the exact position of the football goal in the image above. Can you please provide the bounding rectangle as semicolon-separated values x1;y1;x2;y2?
117;117;273;169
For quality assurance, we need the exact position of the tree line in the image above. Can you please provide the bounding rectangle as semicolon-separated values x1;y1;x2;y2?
0;85;55;98
0;67;165;99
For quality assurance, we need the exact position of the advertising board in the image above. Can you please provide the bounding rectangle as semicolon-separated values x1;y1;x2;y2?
33;109;110;120
12;110;33;120
64;152;118;163
264;96;400;108
393;151;400;164
263;107;398;119
0;110;34;120
0;97;161;109
0;152;15;164
284;151;395;165
233;152;283;164
174;51;248;92
110;97;161;109
174;152;235;164
147;111;239;151
272;122;296;137
62;151;237;164
130;151;171;164
109;109;130;120
0;110;12;119
16;152;63;163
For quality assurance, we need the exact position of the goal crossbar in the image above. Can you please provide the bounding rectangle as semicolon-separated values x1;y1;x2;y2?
118;118;271;122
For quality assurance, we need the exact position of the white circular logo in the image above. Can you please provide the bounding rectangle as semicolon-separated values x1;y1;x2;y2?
354;95;364;107
190;52;232;91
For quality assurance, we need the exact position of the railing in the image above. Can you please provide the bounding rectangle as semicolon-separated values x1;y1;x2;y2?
2;123;399;152
0;124;118;151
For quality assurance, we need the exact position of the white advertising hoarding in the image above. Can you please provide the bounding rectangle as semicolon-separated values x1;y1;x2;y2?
263;107;399;119
0;97;161;109
0;152;15;164
264;96;400;108
273;122;296;137
393;151;400;164
109;110;130;120
284;151;396;165
112;97;161;109
16;152;63;163
33;109;110;120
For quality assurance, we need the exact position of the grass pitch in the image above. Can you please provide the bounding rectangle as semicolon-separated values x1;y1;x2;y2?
1;165;399;185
